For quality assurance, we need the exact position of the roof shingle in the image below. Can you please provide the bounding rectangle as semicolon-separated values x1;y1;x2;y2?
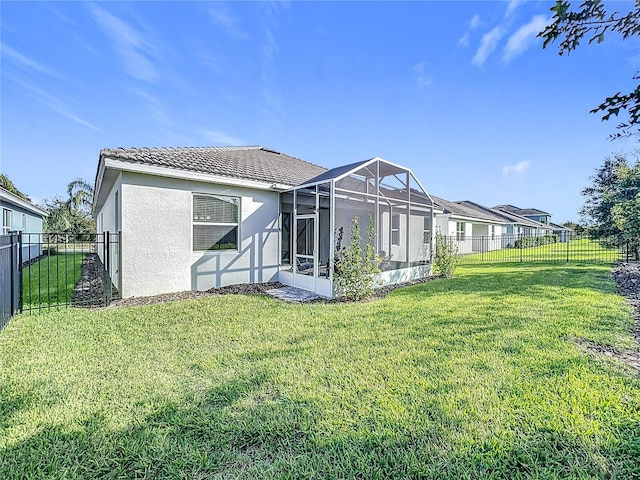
100;146;327;187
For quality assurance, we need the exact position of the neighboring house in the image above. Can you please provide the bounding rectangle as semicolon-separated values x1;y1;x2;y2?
494;205;552;225
432;196;510;254
492;205;556;239
0;187;47;261
432;196;560;253
92;146;434;299
549;222;573;243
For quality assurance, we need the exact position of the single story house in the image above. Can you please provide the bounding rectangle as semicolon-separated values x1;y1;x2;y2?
432;196;561;252
92;146;434;299
432;196;510;254
0;187;47;261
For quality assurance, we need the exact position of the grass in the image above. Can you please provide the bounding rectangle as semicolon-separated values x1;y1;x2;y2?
462;238;623;264
21;253;85;308
1;262;640;479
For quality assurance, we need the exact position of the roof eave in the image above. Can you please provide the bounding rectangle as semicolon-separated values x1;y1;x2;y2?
93;158;293;217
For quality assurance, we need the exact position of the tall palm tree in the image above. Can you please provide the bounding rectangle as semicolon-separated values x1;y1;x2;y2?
66;178;94;216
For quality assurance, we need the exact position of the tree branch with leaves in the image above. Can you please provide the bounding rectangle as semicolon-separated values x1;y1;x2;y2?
539;0;640;138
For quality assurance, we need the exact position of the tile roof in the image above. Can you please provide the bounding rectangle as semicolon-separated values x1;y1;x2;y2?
100;146;327;187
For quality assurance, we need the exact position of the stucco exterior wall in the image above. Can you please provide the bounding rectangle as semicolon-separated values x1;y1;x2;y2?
113;172;280;298
95;173;122;291
1;197;45;261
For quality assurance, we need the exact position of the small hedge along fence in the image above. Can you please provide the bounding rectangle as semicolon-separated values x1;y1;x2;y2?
513;234;559;249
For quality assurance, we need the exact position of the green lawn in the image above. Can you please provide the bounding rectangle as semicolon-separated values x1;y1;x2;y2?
462;238;623;264
1;262;639;479
22;253;85;308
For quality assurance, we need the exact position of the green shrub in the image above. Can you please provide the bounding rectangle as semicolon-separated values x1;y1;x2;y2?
333;215;381;301
434;231;460;278
514;235;559;249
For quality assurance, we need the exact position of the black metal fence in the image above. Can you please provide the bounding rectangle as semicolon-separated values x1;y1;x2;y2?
0;232;120;331
0;233;21;331
443;233;636;264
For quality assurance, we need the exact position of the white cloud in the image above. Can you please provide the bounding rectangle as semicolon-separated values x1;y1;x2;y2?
89;4;160;83
14;80;101;131
206;5;246;39
472;26;505;66
413;62;433;88
503;15;550;63
502;161;531;177
458;14;481;48
1;43;64;80
506;0;525;18
199;129;245;146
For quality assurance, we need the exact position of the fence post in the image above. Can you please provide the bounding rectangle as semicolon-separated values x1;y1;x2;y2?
105;232;111;306
566;233;570;263
17;231;23;312
9;232;15;316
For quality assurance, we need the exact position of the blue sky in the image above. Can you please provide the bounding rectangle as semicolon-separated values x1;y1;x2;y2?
1;1;638;223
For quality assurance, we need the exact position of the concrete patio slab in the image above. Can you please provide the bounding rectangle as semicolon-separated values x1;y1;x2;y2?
265;286;323;302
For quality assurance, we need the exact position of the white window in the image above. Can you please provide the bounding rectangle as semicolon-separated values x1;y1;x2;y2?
456;221;465;241
22;214;27;231
391;213;400;246
491;225;495;239
193;194;239;251
2;208;11;235
423;216;430;245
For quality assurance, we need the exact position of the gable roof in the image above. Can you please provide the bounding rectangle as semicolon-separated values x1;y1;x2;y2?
549;222;572;232
431;195;512;223
99;146;327;187
491;207;550;229
432;195;554;229
493;205;551;217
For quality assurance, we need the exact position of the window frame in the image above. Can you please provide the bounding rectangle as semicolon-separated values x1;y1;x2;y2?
192;193;240;252
456;221;465;241
391;213;400;246
422;216;430;245
2;208;11;235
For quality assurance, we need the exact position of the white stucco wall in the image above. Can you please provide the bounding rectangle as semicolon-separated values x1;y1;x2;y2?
108;172;280;298
95;173;122;291
1;198;45;261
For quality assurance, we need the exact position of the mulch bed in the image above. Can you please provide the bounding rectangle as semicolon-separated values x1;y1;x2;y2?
110;276;442;308
71;253;119;307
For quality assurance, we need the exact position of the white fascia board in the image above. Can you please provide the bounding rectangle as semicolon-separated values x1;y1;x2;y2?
0;189;48;217
92;157;107;217
446;213;510;225
103;158;294;192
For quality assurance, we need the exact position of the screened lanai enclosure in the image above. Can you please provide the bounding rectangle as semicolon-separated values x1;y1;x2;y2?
279;158;434;297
